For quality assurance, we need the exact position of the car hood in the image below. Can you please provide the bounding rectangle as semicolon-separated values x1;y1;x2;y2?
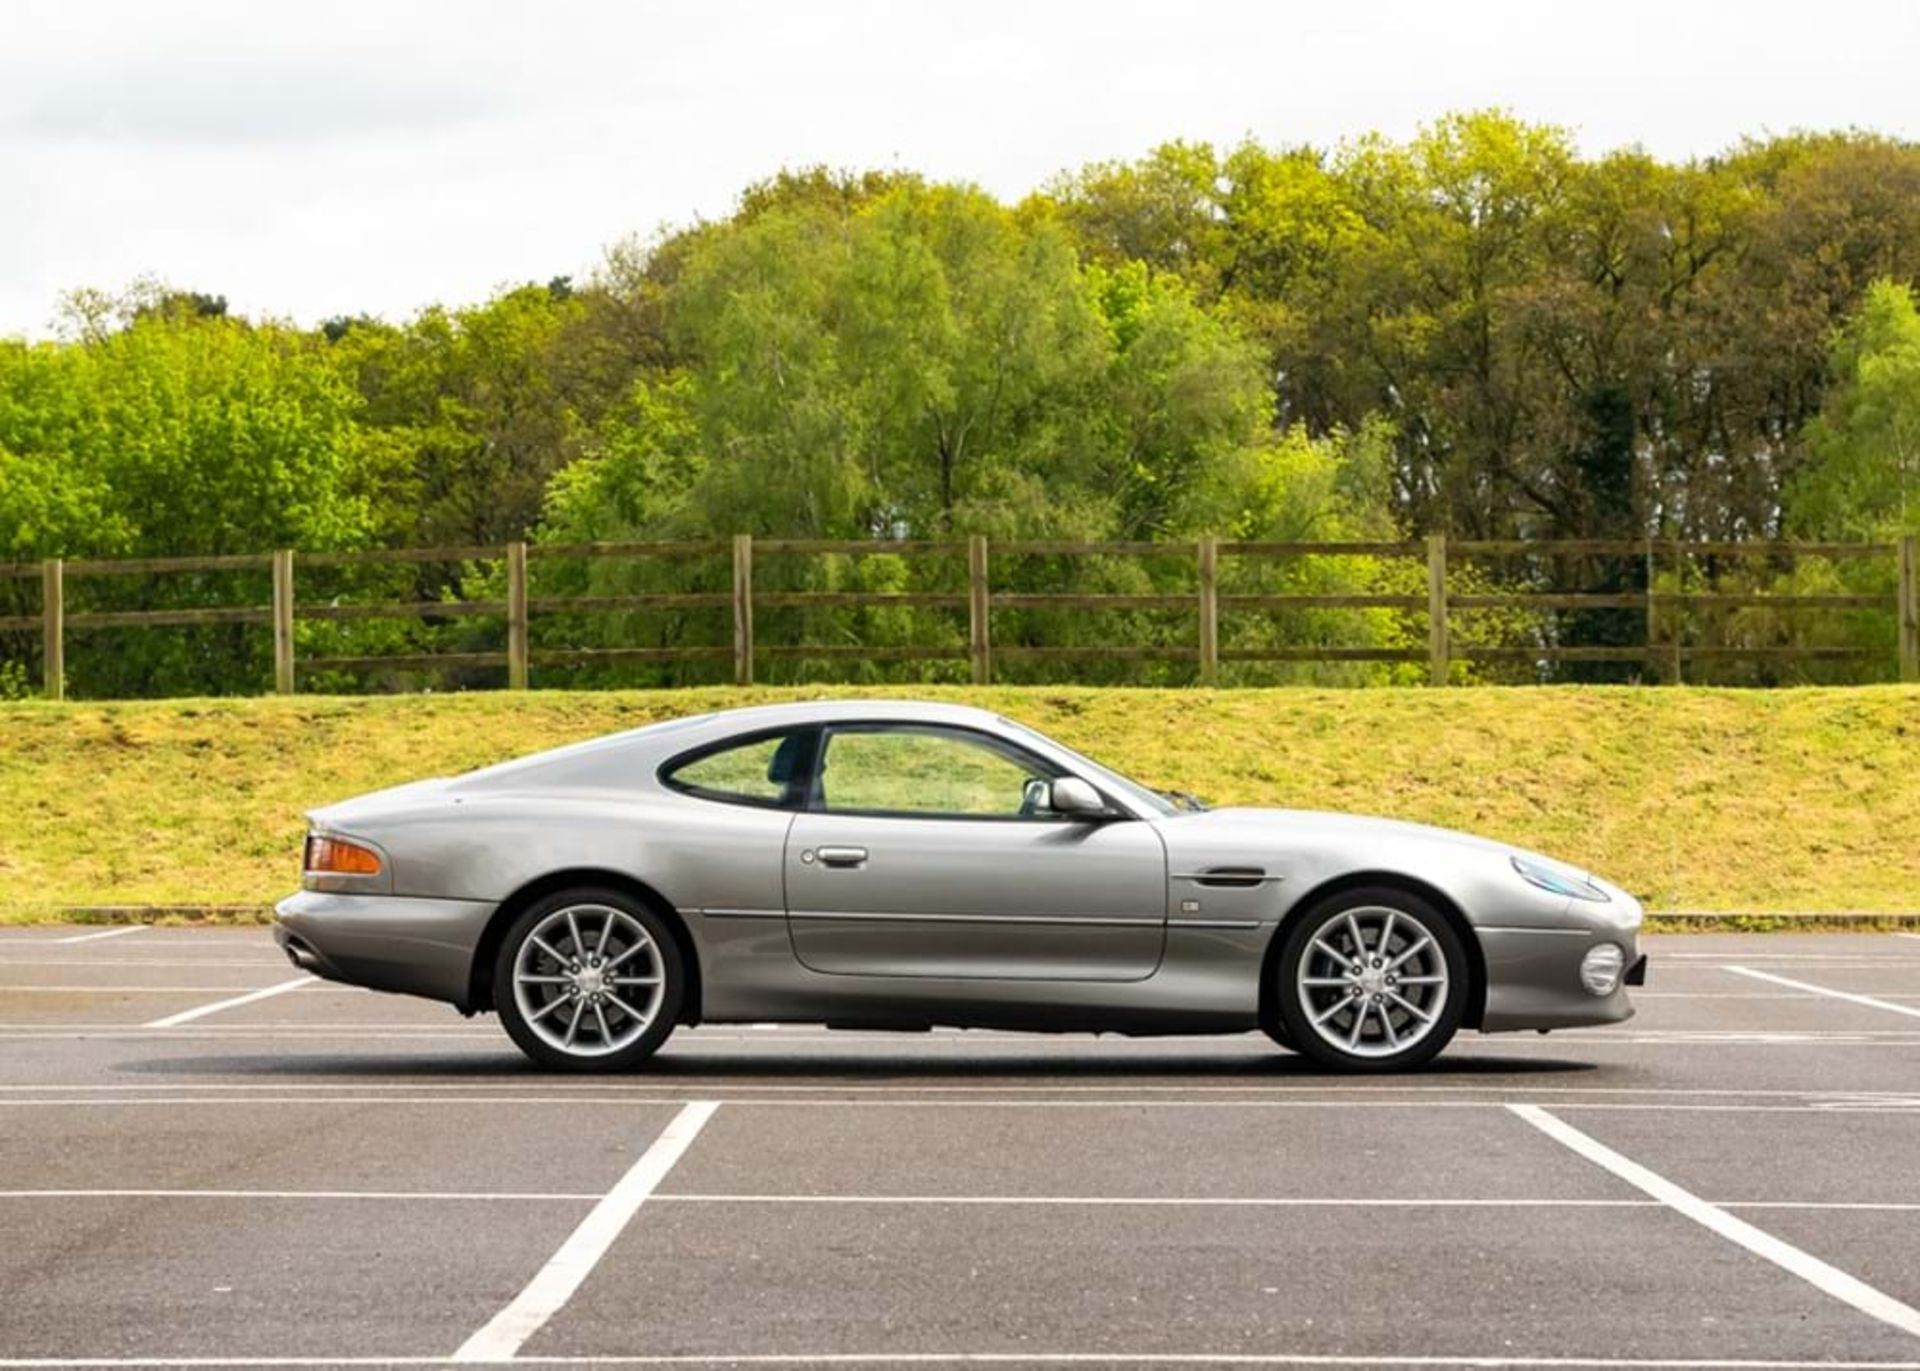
1155;805;1589;879
1171;806;1518;854
1147;804;1634;929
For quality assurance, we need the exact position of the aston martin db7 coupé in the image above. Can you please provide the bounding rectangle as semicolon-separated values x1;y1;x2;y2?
276;700;1644;1072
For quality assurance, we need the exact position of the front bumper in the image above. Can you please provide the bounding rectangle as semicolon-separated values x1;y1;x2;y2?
274;889;497;1009
1477;926;1642;1032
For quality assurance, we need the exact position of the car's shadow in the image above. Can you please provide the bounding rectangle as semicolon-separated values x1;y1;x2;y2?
124;1048;1597;1082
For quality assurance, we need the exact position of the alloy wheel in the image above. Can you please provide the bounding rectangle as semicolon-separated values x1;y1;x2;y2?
1294;904;1450;1060
510;903;666;1058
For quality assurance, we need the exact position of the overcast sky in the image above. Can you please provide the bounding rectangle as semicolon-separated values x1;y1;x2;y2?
3;0;1914;337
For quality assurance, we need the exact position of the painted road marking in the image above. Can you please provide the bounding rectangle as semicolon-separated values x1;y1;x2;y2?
7;1080;1916;1098
0;986;361;994
1725;966;1920;1021
657;1192;1920;1213
142;976;315;1028
0;1188;602;1201
0;959;295;968
451;1099;719;1363
4;1353;1920;1368
51;927;146;945
1510;1103;1920;1340
7;1187;1920;1213
0;1095;1917;1115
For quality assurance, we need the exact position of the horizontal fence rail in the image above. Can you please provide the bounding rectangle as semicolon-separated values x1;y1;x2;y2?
3;535;1915;698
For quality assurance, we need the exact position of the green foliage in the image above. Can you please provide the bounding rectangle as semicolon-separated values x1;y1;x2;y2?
0;308;378;696
0;315;370;561
1790;278;1920;539
4;115;1917;694
1042;115;1920;552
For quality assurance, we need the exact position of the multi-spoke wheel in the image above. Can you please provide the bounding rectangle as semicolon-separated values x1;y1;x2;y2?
1271;888;1467;1071
494;889;684;1071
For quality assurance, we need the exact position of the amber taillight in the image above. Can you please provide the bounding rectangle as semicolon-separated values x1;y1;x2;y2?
304;834;382;877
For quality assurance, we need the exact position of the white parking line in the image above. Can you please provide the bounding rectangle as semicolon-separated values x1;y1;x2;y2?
0;959;290;968
1;1095;1917;1114
4;1353;1920;1368
658;1192;1920;1213
1725;966;1920;1021
52;926;146;945
5;1080;1910;1098
451;1099;719;1362
7;1187;1920;1213
1661;954;1920;964
0;986;344;994
142;976;315;1028
0;1188;599;1201
1510;1103;1920;1339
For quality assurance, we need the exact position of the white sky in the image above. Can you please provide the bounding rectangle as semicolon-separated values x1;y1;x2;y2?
3;0;1915;337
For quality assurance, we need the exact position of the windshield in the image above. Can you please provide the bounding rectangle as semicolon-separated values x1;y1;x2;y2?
998;718;1180;817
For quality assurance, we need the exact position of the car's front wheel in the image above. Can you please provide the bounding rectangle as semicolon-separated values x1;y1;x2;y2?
494;888;684;1072
1271;887;1467;1072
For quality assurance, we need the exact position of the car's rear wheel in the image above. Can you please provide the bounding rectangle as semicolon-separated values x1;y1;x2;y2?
494;888;684;1072
1272;887;1467;1072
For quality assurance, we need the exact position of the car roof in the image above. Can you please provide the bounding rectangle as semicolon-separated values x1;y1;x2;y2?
449;698;1013;792
670;698;1003;730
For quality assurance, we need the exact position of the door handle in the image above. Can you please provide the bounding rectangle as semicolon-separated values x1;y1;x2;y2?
815;845;869;868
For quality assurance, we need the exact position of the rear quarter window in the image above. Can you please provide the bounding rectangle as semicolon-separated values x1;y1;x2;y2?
661;730;811;807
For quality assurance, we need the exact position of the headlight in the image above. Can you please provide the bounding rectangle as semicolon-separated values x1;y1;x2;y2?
1580;942;1626;996
1511;854;1611;903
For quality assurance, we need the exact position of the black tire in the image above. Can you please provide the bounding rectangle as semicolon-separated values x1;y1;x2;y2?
494;887;686;1072
1272;885;1468;1073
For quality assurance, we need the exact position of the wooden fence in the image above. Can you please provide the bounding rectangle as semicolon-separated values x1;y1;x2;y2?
3;535;1916;699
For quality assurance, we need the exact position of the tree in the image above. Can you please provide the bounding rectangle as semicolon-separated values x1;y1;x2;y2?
1789;278;1920;539
0;309;378;695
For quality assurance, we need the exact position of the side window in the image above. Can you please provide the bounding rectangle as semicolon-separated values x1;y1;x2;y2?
814;727;1060;818
663;731;811;808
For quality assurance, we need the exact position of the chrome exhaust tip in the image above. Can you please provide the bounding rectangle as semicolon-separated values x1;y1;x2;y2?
282;935;322;973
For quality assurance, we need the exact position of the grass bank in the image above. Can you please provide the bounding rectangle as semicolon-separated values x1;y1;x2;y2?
1;686;1915;920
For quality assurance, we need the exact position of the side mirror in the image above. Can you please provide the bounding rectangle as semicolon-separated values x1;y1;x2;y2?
1048;776;1111;819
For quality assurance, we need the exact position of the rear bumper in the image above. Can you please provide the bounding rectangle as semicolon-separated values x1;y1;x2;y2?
274;889;497;1009
1477;926;1641;1032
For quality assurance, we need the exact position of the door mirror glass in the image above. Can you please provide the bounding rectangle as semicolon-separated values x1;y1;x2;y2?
1048;776;1110;818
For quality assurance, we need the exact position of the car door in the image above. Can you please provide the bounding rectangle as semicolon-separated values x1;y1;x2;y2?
784;722;1168;981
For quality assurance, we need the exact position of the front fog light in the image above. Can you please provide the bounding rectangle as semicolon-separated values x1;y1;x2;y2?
1580;942;1626;996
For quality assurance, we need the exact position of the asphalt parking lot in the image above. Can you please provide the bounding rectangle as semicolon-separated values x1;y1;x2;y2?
1;929;1918;1369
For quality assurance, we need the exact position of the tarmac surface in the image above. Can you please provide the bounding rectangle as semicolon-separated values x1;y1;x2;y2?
1;927;1919;1369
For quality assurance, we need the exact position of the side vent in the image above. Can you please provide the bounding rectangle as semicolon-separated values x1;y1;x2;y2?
1193;867;1268;889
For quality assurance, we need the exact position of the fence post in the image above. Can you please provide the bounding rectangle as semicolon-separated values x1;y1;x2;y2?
1642;538;1660;684
1668;538;1685;684
732;534;754;686
1426;534;1448;685
506;541;529;690
41;557;63;702
968;534;991;686
1197;536;1219;686
1900;534;1918;684
271;549;295;694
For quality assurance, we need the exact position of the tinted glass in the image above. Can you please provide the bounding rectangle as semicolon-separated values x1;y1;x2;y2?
815;727;1055;817
665;732;803;805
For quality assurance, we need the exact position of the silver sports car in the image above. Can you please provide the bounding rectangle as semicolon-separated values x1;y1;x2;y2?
276;700;1644;1072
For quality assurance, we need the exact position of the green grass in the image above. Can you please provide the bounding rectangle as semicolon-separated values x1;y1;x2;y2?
1;686;1915;920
